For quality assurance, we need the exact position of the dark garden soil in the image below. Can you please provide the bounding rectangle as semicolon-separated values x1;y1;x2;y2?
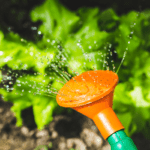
0;95;150;150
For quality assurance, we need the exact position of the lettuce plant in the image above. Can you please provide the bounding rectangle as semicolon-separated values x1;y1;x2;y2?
113;10;150;138
0;0;150;139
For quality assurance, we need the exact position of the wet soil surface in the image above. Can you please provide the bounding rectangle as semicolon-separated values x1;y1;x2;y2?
0;96;150;150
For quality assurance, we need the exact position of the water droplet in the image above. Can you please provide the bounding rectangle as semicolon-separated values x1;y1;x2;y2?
38;31;42;35
31;26;37;30
5;85;9;88
30;52;33;56
24;64;28;69
89;46;92;49
52;40;55;44
131;31;134;34
7;76;12;80
4;56;12;62
0;51;4;56
47;39;50;42
128;41;130;44
9;81;13;85
50;54;53;59
16;80;20;83
7;27;12;31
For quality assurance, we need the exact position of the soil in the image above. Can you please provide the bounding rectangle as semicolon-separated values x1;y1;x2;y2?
0;95;150;150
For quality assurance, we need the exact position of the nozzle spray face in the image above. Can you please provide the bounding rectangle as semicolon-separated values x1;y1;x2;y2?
56;70;124;140
56;70;118;107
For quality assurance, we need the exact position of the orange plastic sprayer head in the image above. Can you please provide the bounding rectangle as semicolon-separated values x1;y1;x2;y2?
56;70;124;140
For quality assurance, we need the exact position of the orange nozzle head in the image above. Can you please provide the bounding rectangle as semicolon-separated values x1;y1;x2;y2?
56;70;118;107
56;70;124;139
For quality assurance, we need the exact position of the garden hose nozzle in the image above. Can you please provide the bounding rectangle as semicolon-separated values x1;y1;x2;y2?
56;70;138;150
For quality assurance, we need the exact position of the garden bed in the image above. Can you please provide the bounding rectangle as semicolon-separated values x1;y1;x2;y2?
0;95;150;150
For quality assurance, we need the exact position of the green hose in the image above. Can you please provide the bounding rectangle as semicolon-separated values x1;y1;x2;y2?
107;130;138;150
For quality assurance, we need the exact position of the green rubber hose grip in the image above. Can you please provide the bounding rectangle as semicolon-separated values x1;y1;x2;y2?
107;130;138;150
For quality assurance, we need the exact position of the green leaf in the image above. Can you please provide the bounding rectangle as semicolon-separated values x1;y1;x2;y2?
114;83;133;105
33;97;57;130
11;97;32;127
116;112;137;136
0;32;57;74
0;30;4;44
98;8;119;31
99;8;119;22
30;0;80;41
78;7;99;23
129;86;150;107
1;75;58;129
0;70;2;83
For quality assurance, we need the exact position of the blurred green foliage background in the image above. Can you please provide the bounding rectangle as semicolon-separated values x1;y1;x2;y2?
0;0;150;139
